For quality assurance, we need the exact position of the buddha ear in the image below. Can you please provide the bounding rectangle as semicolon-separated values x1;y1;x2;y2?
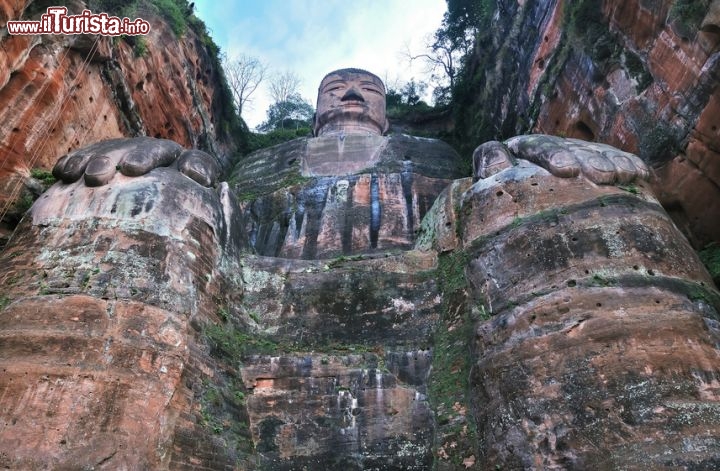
383;118;390;135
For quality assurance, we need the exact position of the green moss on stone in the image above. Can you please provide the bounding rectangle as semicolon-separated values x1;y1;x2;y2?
429;250;480;467
699;243;720;287
197;376;254;459
205;323;281;362
669;0;711;38
437;250;470;297
617;184;639;194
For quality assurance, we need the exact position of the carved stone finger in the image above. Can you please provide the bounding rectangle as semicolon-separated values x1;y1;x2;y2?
473;141;514;180
52;151;94;183
51;154;71;181
506;134;580;177
626;151;651;181
506;134;565;161
574;149;615;184
604;152;636;184
119;137;183;177
177;149;219;187
84;155;119;187
545;149;581;178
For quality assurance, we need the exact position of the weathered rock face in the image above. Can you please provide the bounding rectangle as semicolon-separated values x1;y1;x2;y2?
231;133;466;258
221;132;464;468
0;0;236;246
455;0;720;248
418;136;720;469
2;129;720;470
234;252;440;470
0;166;250;469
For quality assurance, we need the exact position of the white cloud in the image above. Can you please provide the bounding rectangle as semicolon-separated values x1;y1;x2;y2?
196;0;446;129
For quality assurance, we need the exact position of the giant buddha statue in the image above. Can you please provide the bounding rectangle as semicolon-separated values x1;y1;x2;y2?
313;68;390;137
1;68;719;470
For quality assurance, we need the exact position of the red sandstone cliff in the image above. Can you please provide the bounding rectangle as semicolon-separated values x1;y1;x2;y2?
453;0;720;249
0;0;237;246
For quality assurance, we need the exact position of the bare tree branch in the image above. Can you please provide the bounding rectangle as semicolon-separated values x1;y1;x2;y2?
223;55;268;117
268;70;302;105
403;19;476;101
403;38;458;91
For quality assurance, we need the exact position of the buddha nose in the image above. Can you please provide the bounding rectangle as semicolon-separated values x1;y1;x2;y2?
341;86;365;102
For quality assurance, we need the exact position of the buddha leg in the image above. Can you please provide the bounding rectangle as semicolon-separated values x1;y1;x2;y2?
460;138;720;468
0;139;246;469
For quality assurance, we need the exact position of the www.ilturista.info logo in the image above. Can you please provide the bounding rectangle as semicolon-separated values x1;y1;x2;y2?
7;7;150;36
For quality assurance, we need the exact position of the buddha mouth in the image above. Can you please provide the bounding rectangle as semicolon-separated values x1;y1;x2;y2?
340;100;365;107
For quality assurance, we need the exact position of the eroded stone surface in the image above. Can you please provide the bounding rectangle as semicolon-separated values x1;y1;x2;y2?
314;68;389;137
239;353;433;470
0;163;248;469
0;0;235;247
0;295;187;469
419;137;720;469
52;137;221;188
232;133;465;258
453;0;720;247
231;250;439;469
2;89;720;471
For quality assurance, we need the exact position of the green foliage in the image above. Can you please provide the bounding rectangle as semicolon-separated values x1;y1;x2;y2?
386;79;437;122
246;128;312;154
445;0;494;42
89;0;191;37
205;318;387;364
87;0;140;18
699;243;720;286
617;184;639;194
589;273;612;287
247;310;260;323
430;249;479;466
437;250;470;297
389;79;428;107
217;306;229;322
30;168;56;187
14;193;35;215
669;0;711;38
132;35;148;57
198;377;254;458
0;295;10;312
188;14;220;60
636;116;680;164
566;0;651;92
567;0;621;64
149;0;188;36
257;94;314;133
624;50;652;91
205;323;281;363
325;254;366;269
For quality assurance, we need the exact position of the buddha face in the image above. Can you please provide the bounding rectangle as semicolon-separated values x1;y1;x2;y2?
314;69;390;136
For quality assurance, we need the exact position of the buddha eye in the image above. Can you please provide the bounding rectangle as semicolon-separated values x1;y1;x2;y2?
362;87;382;96
324;81;346;93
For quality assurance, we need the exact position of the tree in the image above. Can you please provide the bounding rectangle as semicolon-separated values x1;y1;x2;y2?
223;55;267;117
400;79;427;106
386;79;428;108
258;93;314;132
268;70;302;104
404;9;478;105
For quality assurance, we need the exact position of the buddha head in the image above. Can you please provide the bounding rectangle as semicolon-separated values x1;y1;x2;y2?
314;68;390;137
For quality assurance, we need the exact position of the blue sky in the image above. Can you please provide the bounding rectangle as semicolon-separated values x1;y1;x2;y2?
194;0;448;129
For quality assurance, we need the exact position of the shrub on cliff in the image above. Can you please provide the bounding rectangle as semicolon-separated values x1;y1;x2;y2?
670;0;711;38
